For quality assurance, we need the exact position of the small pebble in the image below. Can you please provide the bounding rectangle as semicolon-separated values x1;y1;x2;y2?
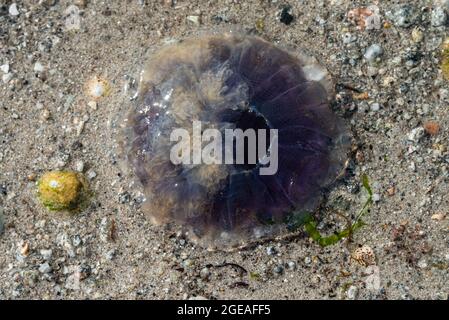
431;7;447;27
20;242;30;256
266;246;277;256
72;235;82;247
2;73;13;83
0;64;9;74
34;62;44;73
87;100;97;110
407;127;425;143
386;186;396;196
86;170;97;180
40;109;51;121
370;102;380;112
279;6;294;25
390;5;415;28
38;262;52;274
118;192;131;204
273;265;284;275
105;249;116;260
366;66;378;77
9;3;19;16
347;6;381;30
342;33;356;44
346;285;358;300
74;160;85;173
40;249;53;260
74;0;88;8
431;213;446;221
183;259;193;268
64;5;81;31
417;259;428;269
382;76;395;87
187;15;201;25
287;261;297;270
364;44;383;62
200;267;211;280
411;28;424;43
76;117;88;136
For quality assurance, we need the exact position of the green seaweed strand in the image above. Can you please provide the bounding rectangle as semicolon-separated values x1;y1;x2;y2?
304;174;373;247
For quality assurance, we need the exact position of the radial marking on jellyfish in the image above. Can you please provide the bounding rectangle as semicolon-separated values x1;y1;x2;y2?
121;33;351;249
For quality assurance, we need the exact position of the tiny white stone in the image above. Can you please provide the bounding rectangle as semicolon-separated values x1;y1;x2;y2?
370;102;380;112
40;109;51;121
287;261;297;270
9;3;19;16
87;170;97;180
411;28;424;43
2;73;13;83
365;14;381;30
34;62;44;72
0;64;9;74
364;44;383;62
431;7;447;27
346;285;358;300
64;5;81;31
76;119;87;136
366;66;378;77
431;213;446;221
342;33;356;44
417;259;428;269
187;15;200;25
39;262;52;274
407;127;425;143
74;160;85;173
40;249;53;260
266;246;277;255
87;100;97;110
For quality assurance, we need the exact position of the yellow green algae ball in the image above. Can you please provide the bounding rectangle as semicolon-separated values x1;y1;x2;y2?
37;171;88;211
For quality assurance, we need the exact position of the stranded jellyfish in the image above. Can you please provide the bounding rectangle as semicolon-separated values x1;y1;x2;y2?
121;32;350;248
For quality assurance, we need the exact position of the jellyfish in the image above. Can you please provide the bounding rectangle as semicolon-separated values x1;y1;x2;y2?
121;32;350;248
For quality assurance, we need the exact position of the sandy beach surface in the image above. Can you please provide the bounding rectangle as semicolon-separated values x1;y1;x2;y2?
0;0;448;299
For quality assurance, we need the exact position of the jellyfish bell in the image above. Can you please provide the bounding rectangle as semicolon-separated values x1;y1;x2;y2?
119;31;351;249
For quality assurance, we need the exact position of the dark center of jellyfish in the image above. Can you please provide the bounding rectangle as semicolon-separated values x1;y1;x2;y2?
233;107;271;171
